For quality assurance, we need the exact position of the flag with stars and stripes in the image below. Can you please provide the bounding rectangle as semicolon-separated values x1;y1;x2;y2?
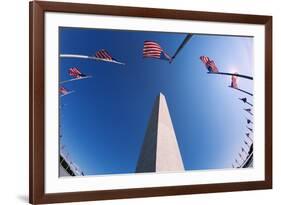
231;74;238;88
68;67;86;79
143;41;172;62
200;56;219;73
60;86;69;95
95;49;115;61
94;49;124;65
59;86;74;97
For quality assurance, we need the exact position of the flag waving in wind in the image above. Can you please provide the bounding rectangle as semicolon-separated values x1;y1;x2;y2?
95;49;114;61
59;86;74;97
240;97;247;103
69;67;86;79
230;74;238;89
247;118;252;124
60;86;69;95
143;41;172;62
200;56;219;73
89;49;125;65
60;49;125;65
60;67;92;84
94;49;125;65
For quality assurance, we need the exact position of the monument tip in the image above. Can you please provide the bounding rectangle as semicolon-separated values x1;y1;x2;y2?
159;92;166;101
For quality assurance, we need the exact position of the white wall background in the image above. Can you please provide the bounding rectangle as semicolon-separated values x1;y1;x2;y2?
0;0;279;204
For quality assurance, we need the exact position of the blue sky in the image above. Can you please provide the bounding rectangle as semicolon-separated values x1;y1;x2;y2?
59;27;253;176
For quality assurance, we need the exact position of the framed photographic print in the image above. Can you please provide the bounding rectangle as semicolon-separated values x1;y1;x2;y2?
29;1;272;204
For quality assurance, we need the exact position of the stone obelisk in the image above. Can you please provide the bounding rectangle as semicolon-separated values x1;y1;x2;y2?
136;93;184;173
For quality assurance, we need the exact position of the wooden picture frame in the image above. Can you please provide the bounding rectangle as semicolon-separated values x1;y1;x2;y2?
29;1;272;204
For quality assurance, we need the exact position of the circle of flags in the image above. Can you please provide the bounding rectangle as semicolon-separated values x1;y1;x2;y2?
59;33;254;175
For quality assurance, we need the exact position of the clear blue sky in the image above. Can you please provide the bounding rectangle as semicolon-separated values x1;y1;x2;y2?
59;27;253;176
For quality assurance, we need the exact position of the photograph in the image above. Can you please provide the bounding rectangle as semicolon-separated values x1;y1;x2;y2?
58;27;254;177
29;1;272;203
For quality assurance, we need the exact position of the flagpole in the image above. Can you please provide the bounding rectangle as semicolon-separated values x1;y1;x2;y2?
60;76;93;84
246;133;253;142
247;126;253;132
60;90;75;97
235;159;241;167
239;153;245;161
244;141;250;149
207;71;253;80
60;54;125;65
245;101;253;106
229;86;253;96
239;98;253;106
246;118;253;124
244;109;253;116
171;34;193;62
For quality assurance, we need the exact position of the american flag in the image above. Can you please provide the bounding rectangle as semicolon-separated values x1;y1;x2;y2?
245;108;251;112
95;49;114;61
240;97;247;103
247;127;253;132
69;67;86;78
143;41;172;62
231;74;238;88
200;56;219;73
59;86;69;95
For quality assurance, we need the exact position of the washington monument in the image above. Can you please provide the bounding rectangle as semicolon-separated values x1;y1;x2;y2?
136;93;185;173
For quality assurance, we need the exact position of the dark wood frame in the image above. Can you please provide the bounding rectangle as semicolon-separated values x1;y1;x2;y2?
29;1;272;204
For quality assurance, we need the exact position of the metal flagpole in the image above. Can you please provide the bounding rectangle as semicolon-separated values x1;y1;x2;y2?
245;101;253;107
246;118;253;124
60;91;75;97
207;71;253;80
244;140;251;148
60;76;93;84
239;98;253;107
247;126;253;132
244;108;253;116
246;133;253;142
229;86;253;96
170;34;193;62
60;54;126;65
239;153;245;161
235;159;241;167
241;147;247;154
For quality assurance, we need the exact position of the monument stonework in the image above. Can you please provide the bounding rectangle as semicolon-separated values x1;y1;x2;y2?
136;93;185;173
